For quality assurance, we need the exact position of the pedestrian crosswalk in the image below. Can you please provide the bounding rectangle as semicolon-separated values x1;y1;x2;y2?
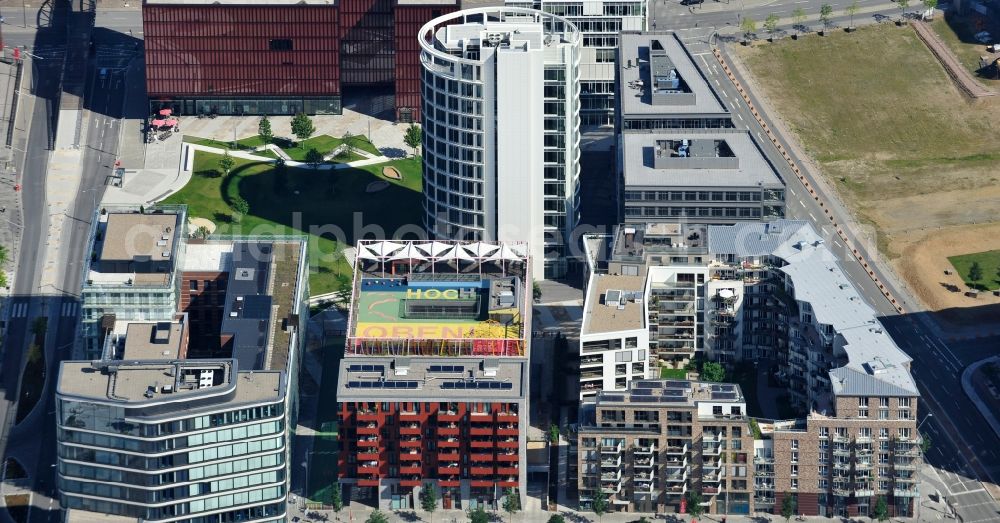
9;301;28;318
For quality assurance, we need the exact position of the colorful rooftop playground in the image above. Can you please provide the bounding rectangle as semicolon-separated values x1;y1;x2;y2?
348;241;531;357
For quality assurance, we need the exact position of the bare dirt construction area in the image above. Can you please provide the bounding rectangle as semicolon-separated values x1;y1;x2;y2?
893;223;1000;327
735;25;1000;320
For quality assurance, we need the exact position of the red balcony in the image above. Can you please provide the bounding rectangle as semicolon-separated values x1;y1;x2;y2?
437;465;461;475
471;480;494;488
496;412;518;422
470;427;494;437
498;467;519;476
357;426;380;436
470;440;494;449
358;452;380;461
399;412;422;422
358;479;380;487
400;465;422;475
470;452;494;462
437;411;462;422
440;479;461;487
497;453;518;462
400;439;422;448
357;465;380;474
498;479;518;488
400;452;422;462
497;439;518;449
438;452;461;462
400;426;422;436
437;427;460;437
496;427;519;437
471;466;494;476
400;478;422;487
357;438;379;447
356;412;379;422
439;438;461;448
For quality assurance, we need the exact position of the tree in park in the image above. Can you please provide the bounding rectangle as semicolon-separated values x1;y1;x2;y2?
819;3;833;28
404;124;422;157
764;13;780;37
686;490;705;519
365;510;389;523
846;0;860;28
467;506;490;523
306;148;324;167
781;492;798;522
898;0;910;19
330;484;344;521
969;261;984;289
591;488;609;521
291;113;315;148
872;495;889;522
502;488;520;522
420;483;438;518
231;196;249;219
219;150;235;177
792;7;807;34
922;0;938;13
740;16;758;40
701;361;726;382
273;157;288;194
342;131;357;157
547;516;566;523
258;115;273;148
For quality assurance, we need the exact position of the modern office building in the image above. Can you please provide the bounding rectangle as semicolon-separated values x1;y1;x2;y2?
59;220;310;522
578;220;922;517
142;0;461;119
337;240;532;511
577;379;755;514
615;32;785;223
506;0;647;126
419;7;581;279
80;206;188;360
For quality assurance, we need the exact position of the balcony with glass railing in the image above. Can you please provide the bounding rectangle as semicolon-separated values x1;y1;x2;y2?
634;456;656;469
703;466;725;482
666;443;689;455
601;455;622;469
602;441;624;454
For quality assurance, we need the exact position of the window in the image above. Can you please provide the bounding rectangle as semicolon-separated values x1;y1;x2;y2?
879;428;889;440
819;427;829;438
269;39;293;51
596;49;615;63
190;280;198;291
879;397;889;408
898;398;911;408
791;478;798;490
791;439;799;450
790;464;798;476
791;451;799;463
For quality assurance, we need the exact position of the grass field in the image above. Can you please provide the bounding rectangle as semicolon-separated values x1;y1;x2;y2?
282;134;380;162
948;249;1000;291
931;14;1000;88
659;367;688;379
163;152;423;295
737;24;1000;259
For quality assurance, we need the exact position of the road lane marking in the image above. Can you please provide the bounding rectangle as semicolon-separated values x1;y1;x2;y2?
736;112;744;121
808;212;817;221
798;200;806;208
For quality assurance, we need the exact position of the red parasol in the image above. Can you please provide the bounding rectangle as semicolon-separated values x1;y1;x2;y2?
158;108;172;116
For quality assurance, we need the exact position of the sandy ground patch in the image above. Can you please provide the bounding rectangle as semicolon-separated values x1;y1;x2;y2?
891;222;1000;325
188;217;216;235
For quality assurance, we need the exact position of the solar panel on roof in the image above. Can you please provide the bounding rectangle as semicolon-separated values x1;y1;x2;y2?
664;380;691;389
348;364;385;373
634;381;665;389
712;391;737;400
658;396;687;403
428;365;464;373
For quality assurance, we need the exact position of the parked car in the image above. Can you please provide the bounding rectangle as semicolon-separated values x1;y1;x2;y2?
975;30;992;44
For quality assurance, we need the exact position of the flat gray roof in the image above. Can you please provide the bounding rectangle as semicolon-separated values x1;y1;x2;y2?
98;213;179;265
593;379;745;408
122;321;185;360
618;32;727;117
623;131;783;189
57;360;283;406
582;274;646;335
336;357;526;401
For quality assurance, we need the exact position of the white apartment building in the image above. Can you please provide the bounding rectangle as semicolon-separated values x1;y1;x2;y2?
419;7;582;279
506;0;647;126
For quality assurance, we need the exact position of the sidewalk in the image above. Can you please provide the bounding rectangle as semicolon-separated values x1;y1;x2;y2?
961;356;1000;442
0;60;25;298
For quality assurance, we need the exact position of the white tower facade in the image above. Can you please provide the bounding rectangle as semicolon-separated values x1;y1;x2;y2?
420;7;582;279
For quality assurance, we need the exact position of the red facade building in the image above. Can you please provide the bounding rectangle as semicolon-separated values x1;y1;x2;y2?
142;0;456;120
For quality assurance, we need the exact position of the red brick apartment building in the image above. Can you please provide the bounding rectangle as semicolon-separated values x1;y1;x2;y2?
142;0;459;120
335;240;532;511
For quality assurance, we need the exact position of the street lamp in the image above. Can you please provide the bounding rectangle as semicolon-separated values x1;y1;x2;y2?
916;412;933;432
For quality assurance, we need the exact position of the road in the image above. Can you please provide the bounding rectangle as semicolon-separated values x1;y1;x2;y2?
0;3;136;522
650;2;1000;519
